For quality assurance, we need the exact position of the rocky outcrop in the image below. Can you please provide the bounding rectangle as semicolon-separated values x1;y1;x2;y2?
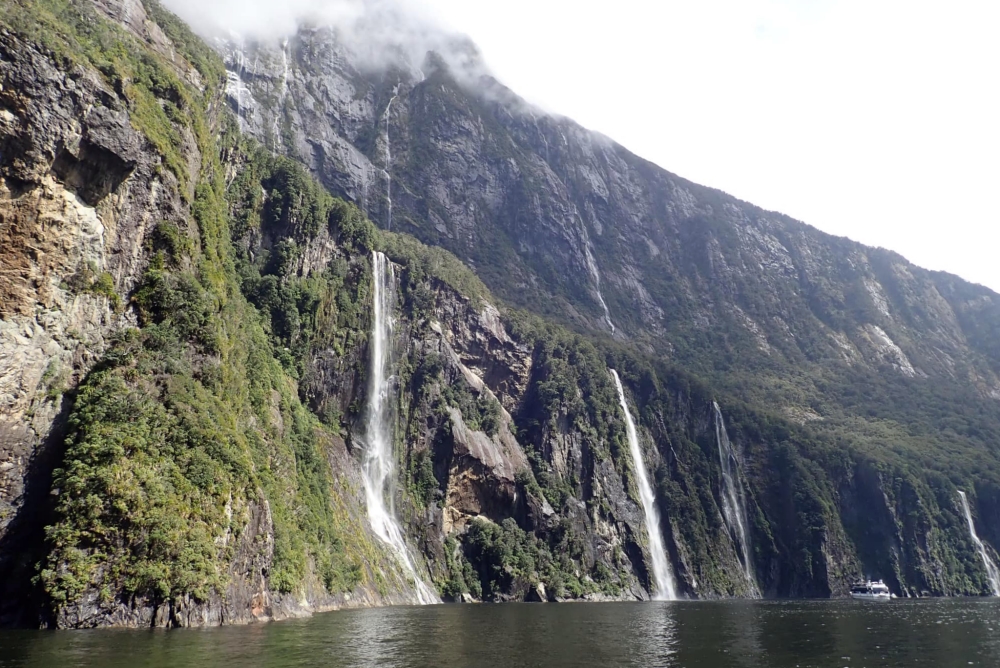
0;4;420;628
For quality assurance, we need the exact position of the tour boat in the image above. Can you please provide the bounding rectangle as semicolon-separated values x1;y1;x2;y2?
850;580;892;601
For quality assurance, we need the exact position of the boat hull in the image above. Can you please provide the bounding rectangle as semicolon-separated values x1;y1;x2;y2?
850;592;892;601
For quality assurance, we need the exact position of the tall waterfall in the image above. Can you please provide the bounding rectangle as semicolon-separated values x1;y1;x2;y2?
713;402;760;597
611;370;677;600
362;252;439;605
958;490;1000;596
382;85;399;231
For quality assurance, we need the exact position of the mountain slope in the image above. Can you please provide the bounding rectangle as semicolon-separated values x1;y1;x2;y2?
217;25;1000;593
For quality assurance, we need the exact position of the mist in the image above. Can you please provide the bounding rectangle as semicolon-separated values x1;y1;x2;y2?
161;0;488;81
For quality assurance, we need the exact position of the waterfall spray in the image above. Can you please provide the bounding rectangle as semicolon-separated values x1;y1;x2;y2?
611;370;677;600
713;402;759;597
361;252;439;605
958;490;1000;596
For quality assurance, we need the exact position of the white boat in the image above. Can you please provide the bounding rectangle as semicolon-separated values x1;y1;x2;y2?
850;580;892;601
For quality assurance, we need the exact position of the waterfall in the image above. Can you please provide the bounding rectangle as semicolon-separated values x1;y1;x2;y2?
279;40;290;103
224;40;254;127
958;490;1000;596
361;252;439;605
268;40;291;150
713;402;759;597
584;245;615;335
226;48;250;119
611;370;677;600
382;85;399;231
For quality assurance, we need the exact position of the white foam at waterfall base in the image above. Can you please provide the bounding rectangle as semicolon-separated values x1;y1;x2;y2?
713;402;760;598
611;370;677;600
361;251;439;605
958;490;1000;596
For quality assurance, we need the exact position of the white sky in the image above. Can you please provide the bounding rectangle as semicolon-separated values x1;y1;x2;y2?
415;0;1000;291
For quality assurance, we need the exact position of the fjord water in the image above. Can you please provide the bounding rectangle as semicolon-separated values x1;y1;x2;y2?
4;600;1000;667
611;370;677;600
361;252;437;604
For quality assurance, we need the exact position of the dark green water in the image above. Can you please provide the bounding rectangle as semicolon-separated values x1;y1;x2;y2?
2;599;1000;667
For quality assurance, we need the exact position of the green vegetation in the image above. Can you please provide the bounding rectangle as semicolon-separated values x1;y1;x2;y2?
383;233;490;312
44;145;370;609
66;261;123;312
141;0;226;84
438;536;481;600
440;382;502;437
224;137;378;382
463;517;605;600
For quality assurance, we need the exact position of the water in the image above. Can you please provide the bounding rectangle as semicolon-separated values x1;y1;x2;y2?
611;370;677;600
382;85;399;231
361;252;438;605
279;40;290;103
713;402;759;598
225;43;252;120
4;599;1000;667
584;244;615;334
958;491;1000;596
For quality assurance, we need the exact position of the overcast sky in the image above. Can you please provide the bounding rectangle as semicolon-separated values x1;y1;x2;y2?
411;0;1000;291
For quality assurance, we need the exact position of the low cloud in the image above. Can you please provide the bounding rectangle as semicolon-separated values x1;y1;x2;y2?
162;0;487;80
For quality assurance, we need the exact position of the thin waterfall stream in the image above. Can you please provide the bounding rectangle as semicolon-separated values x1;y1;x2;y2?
611;370;677;600
382;84;399;231
361;251;439;605
584;244;615;335
713;402;760;597
958;490;1000;596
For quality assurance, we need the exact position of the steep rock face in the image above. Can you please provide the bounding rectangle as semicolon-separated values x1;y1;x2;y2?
0;26;163;569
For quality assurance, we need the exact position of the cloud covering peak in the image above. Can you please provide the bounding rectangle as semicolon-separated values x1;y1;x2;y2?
162;0;485;79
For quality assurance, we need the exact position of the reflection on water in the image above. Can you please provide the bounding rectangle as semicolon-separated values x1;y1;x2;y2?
3;599;1000;667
